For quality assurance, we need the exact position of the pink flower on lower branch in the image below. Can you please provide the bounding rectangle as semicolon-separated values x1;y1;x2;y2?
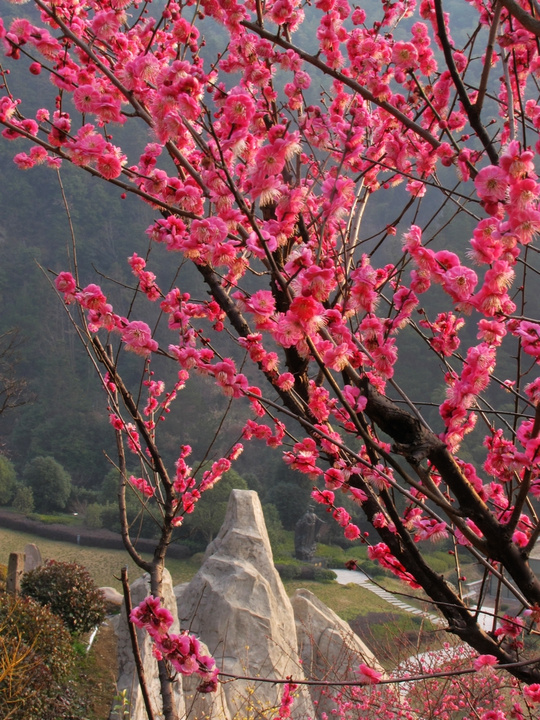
473;654;498;671
129;475;155;498
474;165;508;203
333;506;350;527
344;523;361;540
55;271;77;302
512;530;529;547
284;438;322;479
368;542;421;588
96;152;123;179
131;597;219;692
276;680;298;719
357;663;382;684
494;614;524;639
524;683;540;703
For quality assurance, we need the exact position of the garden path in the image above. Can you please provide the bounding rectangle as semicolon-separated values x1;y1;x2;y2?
332;568;495;631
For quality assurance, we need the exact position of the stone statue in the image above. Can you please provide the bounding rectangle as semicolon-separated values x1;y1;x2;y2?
294;506;325;562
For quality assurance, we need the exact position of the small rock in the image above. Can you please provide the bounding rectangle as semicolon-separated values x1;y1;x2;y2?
100;586;123;612
24;543;42;573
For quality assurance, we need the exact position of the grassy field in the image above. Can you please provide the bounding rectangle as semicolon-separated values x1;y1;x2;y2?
0;526;201;590
0;523;441;655
0;525;413;623
283;578;397;621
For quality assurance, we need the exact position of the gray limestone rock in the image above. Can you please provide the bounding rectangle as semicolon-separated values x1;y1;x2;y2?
178;489;314;720
23;543;42;573
100;586;123;610
182;637;231;720
291;588;385;716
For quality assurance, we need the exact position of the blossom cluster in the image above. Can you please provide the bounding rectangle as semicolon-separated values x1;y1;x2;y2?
56;271;158;356
130;596;218;692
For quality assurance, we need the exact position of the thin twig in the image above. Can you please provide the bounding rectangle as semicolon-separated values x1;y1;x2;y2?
121;567;157;720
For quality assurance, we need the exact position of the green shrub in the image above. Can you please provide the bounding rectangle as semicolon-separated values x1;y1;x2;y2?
190;552;206;567
70;486;100;506
361;560;389;578
275;563;298;580
0;593;75;720
274;562;337;582
27;512;64;524
11;484;34;514
425;550;456;574
100;500;161;538
315;543;348;566
21;559;106;634
99;502;121;531
314;568;337;582
262;502;286;547
0;454;17;505
272;531;295;562
424;553;453;574
85;502;103;529
23;456;71;513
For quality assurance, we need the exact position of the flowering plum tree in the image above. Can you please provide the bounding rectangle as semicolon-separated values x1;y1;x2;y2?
322;643;540;719
2;0;540;714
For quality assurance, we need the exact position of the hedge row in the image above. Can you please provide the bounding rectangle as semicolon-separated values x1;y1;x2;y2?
275;563;337;582
0;509;191;559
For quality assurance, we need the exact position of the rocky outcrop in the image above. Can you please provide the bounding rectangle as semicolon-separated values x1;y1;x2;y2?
291;588;385;716
112;569;185;720
177;489;314;720
113;490;384;720
182;639;231;720
100;586;123;613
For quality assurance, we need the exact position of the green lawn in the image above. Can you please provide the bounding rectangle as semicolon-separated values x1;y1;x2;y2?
283;578;398;621
0;523;435;651
0;525;200;590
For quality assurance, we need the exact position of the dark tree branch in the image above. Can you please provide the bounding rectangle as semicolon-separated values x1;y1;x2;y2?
499;0;540;36
433;0;499;164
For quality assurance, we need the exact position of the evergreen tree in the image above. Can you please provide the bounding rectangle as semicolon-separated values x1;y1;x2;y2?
0;454;16;505
23;456;71;513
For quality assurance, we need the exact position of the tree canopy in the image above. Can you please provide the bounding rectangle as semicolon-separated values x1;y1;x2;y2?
2;0;540;712
23;455;71;512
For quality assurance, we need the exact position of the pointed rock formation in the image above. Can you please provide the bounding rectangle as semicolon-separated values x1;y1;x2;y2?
113;490;384;720
23;543;42;573
177;489;314;720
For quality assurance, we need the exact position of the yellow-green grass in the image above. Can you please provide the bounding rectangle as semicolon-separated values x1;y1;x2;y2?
283;578;404;621
0;525;435;639
1;525;403;619
0;525;200;590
